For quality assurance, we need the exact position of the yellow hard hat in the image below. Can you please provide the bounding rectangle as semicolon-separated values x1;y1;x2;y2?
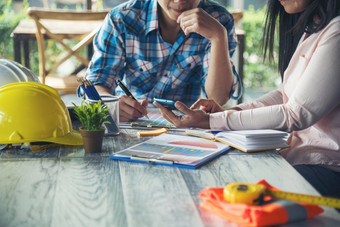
0;82;83;145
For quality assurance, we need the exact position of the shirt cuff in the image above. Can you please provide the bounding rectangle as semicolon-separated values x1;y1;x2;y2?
209;110;236;130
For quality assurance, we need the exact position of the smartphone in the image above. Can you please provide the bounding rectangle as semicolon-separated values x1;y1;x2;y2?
153;98;176;109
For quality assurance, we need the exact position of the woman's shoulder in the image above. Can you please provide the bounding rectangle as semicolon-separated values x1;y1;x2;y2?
330;15;340;23
322;15;340;34
311;15;340;44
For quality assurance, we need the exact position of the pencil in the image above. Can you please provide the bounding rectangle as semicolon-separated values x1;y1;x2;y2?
116;79;149;119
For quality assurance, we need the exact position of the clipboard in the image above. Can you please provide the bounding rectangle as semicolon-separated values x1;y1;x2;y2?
109;134;231;169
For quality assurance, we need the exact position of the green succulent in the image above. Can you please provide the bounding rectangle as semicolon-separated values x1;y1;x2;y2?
72;100;110;131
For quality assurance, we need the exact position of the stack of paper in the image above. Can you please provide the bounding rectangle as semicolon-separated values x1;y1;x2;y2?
185;129;289;152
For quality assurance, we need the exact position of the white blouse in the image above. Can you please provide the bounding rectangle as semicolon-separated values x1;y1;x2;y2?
210;16;340;169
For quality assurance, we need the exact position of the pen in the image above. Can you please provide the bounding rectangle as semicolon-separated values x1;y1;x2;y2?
131;155;174;164
116;79;149;119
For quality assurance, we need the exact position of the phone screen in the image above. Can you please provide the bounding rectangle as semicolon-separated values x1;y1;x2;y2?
153;98;176;109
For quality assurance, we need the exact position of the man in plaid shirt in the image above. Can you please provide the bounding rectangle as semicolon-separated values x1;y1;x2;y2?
85;0;241;122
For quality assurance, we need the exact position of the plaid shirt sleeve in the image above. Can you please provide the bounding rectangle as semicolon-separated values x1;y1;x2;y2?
85;10;127;94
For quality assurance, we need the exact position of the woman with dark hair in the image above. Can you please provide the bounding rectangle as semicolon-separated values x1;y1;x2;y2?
154;0;340;200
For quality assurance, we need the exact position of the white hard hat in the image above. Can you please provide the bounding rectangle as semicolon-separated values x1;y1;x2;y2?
0;60;42;149
0;59;40;87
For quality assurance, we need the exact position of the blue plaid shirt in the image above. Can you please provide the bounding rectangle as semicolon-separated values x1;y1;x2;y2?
86;0;240;105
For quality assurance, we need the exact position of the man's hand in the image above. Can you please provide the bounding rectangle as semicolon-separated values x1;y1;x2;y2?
177;8;226;41
177;8;233;105
119;95;148;122
94;85;148;122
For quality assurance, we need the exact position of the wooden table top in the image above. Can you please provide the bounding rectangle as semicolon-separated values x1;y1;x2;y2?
0;128;339;226
12;19;103;38
12;19;245;38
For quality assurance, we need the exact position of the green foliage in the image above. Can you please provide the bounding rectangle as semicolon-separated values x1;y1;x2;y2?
242;5;280;89
73;100;110;131
94;0;104;10
0;0;29;59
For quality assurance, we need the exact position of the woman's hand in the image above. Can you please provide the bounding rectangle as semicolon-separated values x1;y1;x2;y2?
153;100;210;129
190;98;225;113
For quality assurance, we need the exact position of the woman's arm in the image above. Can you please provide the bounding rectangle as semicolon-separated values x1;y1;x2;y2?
230;89;283;111
211;30;340;131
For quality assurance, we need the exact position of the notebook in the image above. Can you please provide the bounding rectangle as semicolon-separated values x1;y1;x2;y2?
185;129;289;152
110;134;231;169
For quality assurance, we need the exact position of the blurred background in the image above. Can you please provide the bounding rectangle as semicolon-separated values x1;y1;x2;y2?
0;0;279;103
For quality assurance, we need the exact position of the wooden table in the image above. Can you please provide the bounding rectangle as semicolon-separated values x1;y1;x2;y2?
0;127;339;226
11;18;103;69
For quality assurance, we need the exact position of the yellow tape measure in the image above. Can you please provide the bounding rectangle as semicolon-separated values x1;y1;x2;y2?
137;128;167;137
223;183;340;209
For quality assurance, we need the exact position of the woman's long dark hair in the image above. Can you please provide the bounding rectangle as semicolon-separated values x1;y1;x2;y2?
263;0;340;79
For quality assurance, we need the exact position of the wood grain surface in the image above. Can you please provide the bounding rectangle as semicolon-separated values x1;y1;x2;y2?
0;129;339;227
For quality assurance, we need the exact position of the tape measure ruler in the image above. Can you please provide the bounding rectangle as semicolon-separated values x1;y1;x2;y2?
223;183;340;209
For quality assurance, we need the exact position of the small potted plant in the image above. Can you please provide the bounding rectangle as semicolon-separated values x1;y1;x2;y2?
73;100;110;153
